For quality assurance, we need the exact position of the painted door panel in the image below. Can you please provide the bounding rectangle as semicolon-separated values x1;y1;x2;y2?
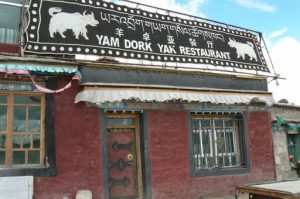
108;129;136;199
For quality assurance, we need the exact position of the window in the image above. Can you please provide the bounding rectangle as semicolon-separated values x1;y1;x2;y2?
0;92;45;168
287;134;300;162
0;0;29;44
191;113;249;176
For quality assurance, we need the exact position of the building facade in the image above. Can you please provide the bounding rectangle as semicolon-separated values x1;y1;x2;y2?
272;103;300;180
0;0;277;198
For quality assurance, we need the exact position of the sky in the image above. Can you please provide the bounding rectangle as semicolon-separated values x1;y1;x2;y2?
111;0;300;105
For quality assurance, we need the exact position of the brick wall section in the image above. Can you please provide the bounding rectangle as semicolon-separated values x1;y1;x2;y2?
247;111;276;181
148;110;190;199
149;110;275;199
34;80;104;199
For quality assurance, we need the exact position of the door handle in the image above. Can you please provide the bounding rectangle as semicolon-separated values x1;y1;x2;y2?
127;153;134;161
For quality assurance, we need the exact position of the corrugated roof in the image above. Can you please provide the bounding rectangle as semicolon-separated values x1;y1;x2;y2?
242;180;300;194
75;87;274;105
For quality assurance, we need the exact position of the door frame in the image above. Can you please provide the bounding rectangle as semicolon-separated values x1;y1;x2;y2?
104;112;144;199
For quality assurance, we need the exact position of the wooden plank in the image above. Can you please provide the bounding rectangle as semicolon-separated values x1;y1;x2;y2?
106;125;136;129
40;94;46;166
134;114;143;199
238;186;296;198
6;93;13;165
106;113;136;118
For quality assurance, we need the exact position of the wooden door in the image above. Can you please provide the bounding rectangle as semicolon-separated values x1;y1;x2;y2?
106;113;143;199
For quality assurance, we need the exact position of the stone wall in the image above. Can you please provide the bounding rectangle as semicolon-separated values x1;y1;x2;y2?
272;130;298;180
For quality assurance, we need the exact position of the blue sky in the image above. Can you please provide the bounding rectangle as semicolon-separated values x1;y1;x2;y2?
197;0;300;43
113;0;300;104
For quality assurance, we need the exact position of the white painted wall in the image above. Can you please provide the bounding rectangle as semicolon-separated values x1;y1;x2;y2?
0;176;33;199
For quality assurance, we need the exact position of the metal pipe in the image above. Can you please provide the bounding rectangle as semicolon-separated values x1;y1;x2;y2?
18;0;26;57
0;1;29;7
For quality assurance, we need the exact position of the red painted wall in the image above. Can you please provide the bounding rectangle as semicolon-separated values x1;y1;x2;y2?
0;44;19;54
148;110;275;199
34;81;275;198
34;81;104;199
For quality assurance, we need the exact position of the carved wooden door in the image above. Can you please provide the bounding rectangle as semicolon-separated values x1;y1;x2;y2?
106;114;143;199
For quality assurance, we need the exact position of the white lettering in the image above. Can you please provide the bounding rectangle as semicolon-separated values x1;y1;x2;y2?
157;44;176;54
96;35;120;47
124;39;153;52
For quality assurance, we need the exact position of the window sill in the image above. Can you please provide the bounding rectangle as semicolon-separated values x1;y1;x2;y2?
191;166;250;177
0;166;56;177
0;165;46;170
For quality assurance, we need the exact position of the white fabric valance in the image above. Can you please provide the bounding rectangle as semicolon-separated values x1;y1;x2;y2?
75;87;274;105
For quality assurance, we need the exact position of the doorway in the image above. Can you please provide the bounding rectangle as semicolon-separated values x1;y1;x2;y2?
106;113;143;199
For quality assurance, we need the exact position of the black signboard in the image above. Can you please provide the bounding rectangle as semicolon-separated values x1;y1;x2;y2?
24;0;269;72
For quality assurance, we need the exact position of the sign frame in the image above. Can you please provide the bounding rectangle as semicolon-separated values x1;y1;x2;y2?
24;0;270;73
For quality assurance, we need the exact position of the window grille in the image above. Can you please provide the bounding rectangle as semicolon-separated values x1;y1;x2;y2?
191;113;247;171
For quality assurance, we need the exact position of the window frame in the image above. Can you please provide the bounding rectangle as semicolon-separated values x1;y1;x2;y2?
287;133;300;162
0;92;46;168
189;112;251;177
0;78;57;177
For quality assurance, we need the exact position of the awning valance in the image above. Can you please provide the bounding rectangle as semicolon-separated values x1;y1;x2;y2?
75;87;274;105
0;63;81;79
0;63;81;94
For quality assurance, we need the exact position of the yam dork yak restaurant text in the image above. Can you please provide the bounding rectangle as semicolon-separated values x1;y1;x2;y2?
0;0;277;198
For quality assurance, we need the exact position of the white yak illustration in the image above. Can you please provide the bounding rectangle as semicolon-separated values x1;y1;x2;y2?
48;7;99;40
228;38;258;62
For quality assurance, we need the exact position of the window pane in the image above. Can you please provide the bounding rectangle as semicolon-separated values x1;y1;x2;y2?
0;135;6;148
214;119;223;127
13;135;21;148
232;156;237;166
218;156;224;167
192;120;201;155
193;130;201;155
13;106;26;132
202;129;211;155
225;120;233;127
33;135;40;148
28;151;40;164
22;135;30;148
14;96;41;104
225;130;234;153
107;118;134;126
207;157;214;168
225;156;231;166
13;151;25;164
0;96;7;103
216;129;225;153
0;106;7;131
200;120;211;127
0;151;5;165
28;107;41;132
